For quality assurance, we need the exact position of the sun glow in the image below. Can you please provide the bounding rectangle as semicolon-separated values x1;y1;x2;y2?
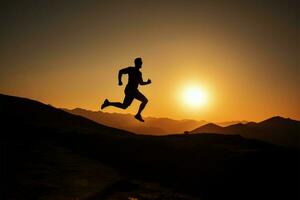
182;86;208;108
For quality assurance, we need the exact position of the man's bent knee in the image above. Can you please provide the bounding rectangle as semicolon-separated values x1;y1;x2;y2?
143;98;148;104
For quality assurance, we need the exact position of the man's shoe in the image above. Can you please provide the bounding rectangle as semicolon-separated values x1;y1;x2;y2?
134;114;144;122
101;99;109;110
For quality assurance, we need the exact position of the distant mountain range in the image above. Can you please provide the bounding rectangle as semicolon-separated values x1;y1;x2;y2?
0;93;298;199
63;108;248;135
63;108;207;134
191;117;300;148
64;108;299;149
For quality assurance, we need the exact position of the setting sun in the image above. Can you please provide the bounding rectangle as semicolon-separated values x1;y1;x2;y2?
182;86;208;108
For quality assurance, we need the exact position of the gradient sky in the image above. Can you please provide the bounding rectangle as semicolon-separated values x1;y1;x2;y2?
0;0;299;122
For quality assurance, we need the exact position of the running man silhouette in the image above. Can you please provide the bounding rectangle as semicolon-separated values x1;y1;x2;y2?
101;57;151;122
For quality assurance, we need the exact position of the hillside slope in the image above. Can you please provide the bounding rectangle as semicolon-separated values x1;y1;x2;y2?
0;94;298;200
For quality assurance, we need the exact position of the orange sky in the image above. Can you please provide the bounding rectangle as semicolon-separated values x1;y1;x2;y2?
0;1;299;122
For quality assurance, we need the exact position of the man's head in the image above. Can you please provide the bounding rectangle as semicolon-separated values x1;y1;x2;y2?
134;57;143;68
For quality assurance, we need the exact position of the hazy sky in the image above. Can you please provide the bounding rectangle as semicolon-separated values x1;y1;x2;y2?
0;0;299;122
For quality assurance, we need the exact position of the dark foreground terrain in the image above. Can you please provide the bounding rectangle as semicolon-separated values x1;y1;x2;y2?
0;94;299;200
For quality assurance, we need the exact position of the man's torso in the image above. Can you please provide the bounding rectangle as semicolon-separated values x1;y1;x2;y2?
125;67;141;92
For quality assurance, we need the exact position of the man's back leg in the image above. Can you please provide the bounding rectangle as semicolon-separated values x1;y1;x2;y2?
101;94;134;110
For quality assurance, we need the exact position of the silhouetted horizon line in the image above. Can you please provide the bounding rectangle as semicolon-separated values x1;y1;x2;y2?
63;106;299;125
1;93;299;123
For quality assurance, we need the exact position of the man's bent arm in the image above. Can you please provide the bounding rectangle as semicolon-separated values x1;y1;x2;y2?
140;78;151;85
118;68;129;85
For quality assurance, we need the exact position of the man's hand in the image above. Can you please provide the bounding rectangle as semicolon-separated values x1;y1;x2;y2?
118;81;123;86
147;79;152;84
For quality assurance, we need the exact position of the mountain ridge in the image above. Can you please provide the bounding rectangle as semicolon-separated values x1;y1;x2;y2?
191;116;300;148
